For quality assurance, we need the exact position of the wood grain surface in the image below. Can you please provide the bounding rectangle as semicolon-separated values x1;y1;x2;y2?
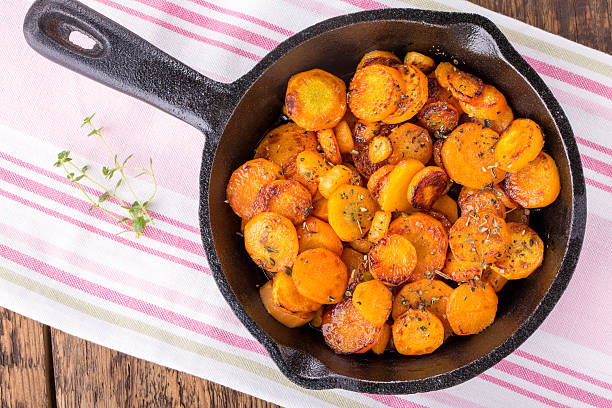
1;1;610;407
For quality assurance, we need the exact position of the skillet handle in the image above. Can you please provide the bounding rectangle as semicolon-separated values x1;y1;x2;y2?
23;0;235;135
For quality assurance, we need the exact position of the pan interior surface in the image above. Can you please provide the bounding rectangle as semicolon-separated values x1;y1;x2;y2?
207;18;576;388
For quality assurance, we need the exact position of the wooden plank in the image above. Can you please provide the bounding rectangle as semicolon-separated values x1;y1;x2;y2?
469;0;612;53
50;328;279;408
0;308;52;408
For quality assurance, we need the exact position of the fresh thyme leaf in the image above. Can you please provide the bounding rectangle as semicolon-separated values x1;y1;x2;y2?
132;216;146;233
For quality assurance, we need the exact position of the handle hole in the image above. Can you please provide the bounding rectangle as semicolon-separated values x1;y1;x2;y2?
68;30;97;50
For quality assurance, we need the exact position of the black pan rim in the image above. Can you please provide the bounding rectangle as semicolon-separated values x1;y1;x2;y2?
198;8;587;394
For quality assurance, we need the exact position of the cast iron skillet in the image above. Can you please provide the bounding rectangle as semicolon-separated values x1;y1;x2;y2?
24;0;586;394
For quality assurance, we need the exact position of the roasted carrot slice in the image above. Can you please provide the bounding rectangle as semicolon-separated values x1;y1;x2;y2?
467;104;514;133
447;70;484;103
449;211;509;265
459;189;506;219
353;120;382;143
348;64;405;122
393;309;444;355
367;164;395;201
244;212;299;274
328;185;378;241
482;268;508;292
322;299;381;354
260;281;314;328
349;238;373;254
443;250;484;282
367;210;392;243
252;179;313;225
226;158;283;219
386;123;432;165
352;280;393;326
272;268;321;313
388;212;448;281
346;257;373;293
311;191;329;222
341;247;365;276
504;151;560;208
292;248;348;304
333;120;355;154
357;50;401;70
424;210;452;233
392;279;454;338
434;62;457;89
369;136;393;163
382;64;428;124
254;122;318;178
459;84;508;120
458;185;517;211
404;51;435;74
371;323;392;354
417;101;460;135
377;159;425;212
493;222;544;279
318;165;354;199
297;216;343;256
368;234;417;286
494;119;544;173
285;69;347;131
426;72;463;112
441;122;506;188
317;128;342;164
432;138;445;169
446;281;498;335
294;150;331;195
431;194;458;223
407;166;452;209
351;139;388;178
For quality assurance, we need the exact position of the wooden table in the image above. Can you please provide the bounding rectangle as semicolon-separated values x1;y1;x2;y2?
2;1;610;407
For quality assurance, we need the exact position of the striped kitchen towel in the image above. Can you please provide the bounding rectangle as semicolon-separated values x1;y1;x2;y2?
1;0;611;406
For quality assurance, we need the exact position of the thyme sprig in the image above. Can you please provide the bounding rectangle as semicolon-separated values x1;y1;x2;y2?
54;114;157;237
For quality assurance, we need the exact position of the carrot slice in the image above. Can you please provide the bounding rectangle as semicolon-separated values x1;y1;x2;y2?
357;50;401;70
404;51;435;74
426;72;463;112
260;281;314;328
293;150;331;195
434;62;457;89
382;64;428;124
504;151;560;208
352;280;392;326
447;70;484;103
348;64;405;121
367;164;395;201
459;84;508;120
368;136;393;163
386;123;432;165
317;128;342;164
459;189;506;219
371;323;392;354
292;248;348;304
297;216;343;256
443;250;484;282
341;247;365;276
252;179;313;225
467;104;514;133
407;166;452;209
285;69;347;131
446;281;498;335
392;279;453;338
349;239;373;253
254;122;318;178
368;234;417;286
327;185;378;241
449;212;509;265
393;309;444;355
244;212;299;274
482;268;508;292
388;213;448;281
493;222;544;279
226;158;283;219
458;185;517;211
311;191;329;222
441;122;506;188
367;210;392;243
431;194;458;223
351;139;388;178
333;120;354;154
432;138;445;169
494;119;544;172
417;101;460;135
423;209;452;233
346;257;373;293
377;159;425;211
272;269;321;313
318;165;354;199
322;299;381;354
